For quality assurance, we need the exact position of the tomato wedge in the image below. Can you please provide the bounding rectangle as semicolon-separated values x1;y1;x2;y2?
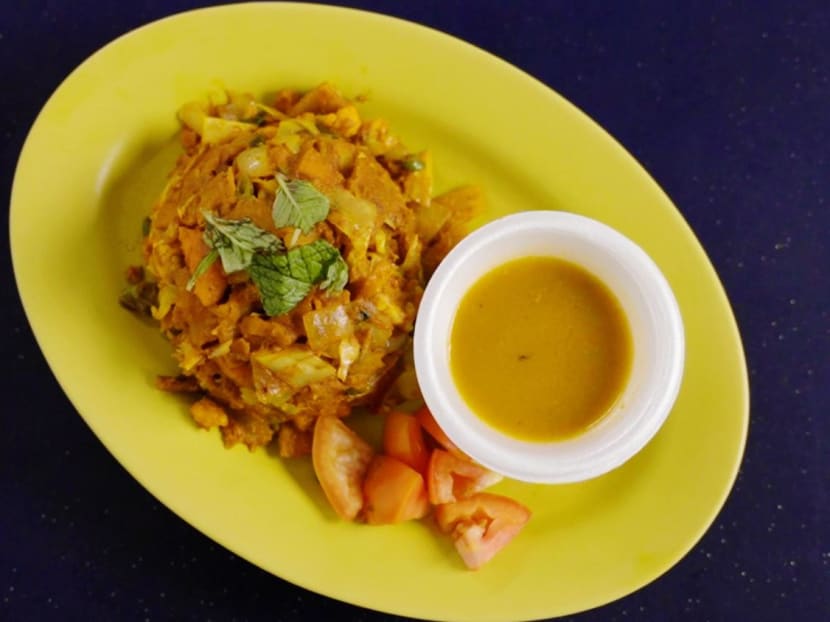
426;449;503;505
414;406;467;458
383;411;430;474
312;416;374;521
408;485;430;520
363;455;429;524
435;492;531;570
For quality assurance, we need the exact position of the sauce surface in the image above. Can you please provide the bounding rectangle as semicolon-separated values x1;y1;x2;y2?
449;256;633;441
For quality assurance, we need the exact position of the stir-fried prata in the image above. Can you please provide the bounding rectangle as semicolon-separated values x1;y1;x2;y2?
123;83;481;456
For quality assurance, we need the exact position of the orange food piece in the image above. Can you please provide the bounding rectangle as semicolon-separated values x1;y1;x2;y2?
154;374;201;393
177;226;227;306
383;411;430;474
426;449;503;505
294;143;344;192
276;424;313;458
189;397;229;429
363;455;429;525
312;416;374;520
219;409;274;450
422;185;484;275
414;406;467;459
289;82;350;115
434;493;531;570
347;152;408;229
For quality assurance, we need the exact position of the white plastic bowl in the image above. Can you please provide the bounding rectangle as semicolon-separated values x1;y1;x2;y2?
414;211;685;484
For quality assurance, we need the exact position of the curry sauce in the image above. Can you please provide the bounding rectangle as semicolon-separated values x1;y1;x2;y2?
449;256;632;441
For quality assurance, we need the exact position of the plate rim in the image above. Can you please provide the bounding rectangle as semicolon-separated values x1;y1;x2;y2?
9;3;750;620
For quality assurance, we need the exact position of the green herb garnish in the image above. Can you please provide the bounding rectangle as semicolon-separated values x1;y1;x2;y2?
272;173;330;234
401;155;425;172
204;212;284;272
319;249;349;292
248;240;348;316
186;175;346;315
186;248;219;291
186;212;284;291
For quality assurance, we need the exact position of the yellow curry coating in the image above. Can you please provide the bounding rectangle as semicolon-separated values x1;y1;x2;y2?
142;83;480;453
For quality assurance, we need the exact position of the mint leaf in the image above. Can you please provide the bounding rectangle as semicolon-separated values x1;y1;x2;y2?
248;240;349;316
203;211;284;273
272;173;330;234
185;212;284;292
249;253;313;316
320;251;348;292
186;248;219;291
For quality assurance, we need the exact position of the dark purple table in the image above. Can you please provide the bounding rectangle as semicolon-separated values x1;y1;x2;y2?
2;2;827;620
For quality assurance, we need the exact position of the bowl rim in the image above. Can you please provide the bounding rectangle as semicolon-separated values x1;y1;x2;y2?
414;210;686;483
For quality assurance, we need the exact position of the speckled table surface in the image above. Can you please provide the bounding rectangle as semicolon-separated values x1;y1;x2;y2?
2;1;827;621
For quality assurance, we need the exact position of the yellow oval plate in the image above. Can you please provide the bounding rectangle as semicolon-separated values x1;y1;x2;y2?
10;4;748;620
